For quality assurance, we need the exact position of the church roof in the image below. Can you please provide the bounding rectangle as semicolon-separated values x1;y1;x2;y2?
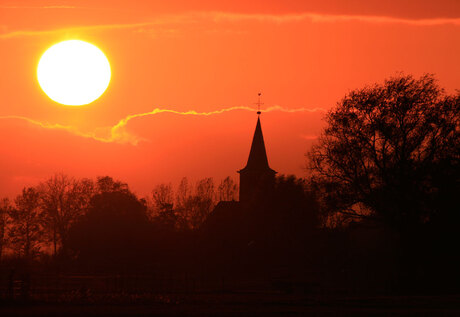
239;116;276;173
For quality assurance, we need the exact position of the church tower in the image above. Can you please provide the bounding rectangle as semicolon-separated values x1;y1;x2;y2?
238;102;276;203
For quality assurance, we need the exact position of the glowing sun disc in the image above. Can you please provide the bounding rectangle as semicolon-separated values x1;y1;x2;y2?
37;40;111;106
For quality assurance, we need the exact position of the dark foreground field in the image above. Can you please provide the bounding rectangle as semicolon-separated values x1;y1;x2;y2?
2;293;460;316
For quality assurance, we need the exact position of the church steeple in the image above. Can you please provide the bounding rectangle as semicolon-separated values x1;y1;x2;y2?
239;116;275;173
238;99;276;203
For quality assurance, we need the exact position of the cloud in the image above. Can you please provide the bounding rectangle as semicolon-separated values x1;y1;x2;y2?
0;5;77;9
0;115;112;143
0;106;326;145
0;22;155;39
42;6;77;9
107;105;326;145
212;11;460;26
1;10;459;39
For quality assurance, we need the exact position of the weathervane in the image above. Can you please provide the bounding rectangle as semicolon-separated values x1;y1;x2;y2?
255;92;263;115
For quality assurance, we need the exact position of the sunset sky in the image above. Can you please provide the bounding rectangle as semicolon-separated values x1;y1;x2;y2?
0;0;459;197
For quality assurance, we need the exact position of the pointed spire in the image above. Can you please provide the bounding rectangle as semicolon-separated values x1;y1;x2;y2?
239;115;275;173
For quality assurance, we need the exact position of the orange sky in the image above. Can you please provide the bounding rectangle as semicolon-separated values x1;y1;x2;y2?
0;1;459;197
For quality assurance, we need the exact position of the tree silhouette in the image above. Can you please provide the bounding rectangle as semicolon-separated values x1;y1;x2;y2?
175;177;192;230
150;183;177;229
95;175;129;194
67;176;150;262
192;177;215;228
308;74;459;230
217;176;238;201
8;188;44;259
0;197;12;261
38;174;93;257
174;177;217;230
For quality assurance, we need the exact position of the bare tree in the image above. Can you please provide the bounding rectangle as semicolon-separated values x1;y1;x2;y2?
176;177;190;209
217;176;238;201
150;183;177;228
151;183;174;212
174;177;216;230
175;177;191;229
0;198;12;261
189;178;215;229
38;174;94;256
9;187;44;259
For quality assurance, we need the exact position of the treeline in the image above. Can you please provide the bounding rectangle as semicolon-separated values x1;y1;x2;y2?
148;176;238;230
0;73;457;295
0;174;238;261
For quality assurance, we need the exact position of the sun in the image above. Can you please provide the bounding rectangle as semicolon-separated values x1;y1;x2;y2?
37;40;111;106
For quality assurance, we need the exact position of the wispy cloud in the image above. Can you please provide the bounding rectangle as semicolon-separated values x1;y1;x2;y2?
0;5;77;9
0;115;111;143
213;12;460;26
1;10;458;39
0;22;155;39
107;105;326;145
0;106;326;145
42;5;76;9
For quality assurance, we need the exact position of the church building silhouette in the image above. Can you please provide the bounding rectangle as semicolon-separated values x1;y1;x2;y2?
202;107;277;234
238;112;276;203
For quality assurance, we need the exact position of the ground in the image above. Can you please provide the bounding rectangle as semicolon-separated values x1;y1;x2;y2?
2;293;460;316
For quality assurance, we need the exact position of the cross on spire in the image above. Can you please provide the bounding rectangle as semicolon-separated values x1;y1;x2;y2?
255;92;263;115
